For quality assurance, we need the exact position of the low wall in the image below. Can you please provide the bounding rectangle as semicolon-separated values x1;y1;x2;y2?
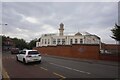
34;44;100;60
100;44;120;61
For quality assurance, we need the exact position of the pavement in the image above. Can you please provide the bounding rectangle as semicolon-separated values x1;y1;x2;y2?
1;52;10;80
43;54;119;66
0;74;2;80
0;57;2;80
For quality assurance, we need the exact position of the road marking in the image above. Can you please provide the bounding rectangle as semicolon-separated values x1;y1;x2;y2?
53;72;66;79
40;67;48;71
72;69;91;74
2;68;10;79
49;62;91;74
63;66;72;70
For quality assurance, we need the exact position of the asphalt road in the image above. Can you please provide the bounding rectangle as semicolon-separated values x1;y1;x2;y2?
2;52;119;79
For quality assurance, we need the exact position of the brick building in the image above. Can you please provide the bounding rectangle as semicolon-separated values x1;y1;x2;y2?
2;37;15;51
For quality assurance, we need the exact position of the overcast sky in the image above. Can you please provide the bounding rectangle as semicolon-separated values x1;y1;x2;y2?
1;1;118;43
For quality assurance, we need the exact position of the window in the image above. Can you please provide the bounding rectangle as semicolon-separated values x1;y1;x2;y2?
20;51;26;54
75;39;78;44
70;39;73;44
62;39;65;45
53;39;56;44
57;39;60;44
48;39;50;44
45;39;46;44
28;51;39;55
80;39;83;44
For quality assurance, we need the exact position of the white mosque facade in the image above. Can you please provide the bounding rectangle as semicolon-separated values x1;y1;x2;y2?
36;23;101;47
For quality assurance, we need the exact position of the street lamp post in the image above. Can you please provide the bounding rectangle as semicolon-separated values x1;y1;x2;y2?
0;23;8;35
0;24;7;25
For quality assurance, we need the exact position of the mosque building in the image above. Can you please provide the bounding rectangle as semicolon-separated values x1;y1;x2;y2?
36;23;101;47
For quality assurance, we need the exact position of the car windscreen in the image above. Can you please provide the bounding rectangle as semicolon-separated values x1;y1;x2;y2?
28;51;39;55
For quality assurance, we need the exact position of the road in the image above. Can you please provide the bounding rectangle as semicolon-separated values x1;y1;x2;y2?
2;52;119;79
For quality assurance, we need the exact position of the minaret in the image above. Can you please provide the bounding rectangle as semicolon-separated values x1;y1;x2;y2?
59;23;64;36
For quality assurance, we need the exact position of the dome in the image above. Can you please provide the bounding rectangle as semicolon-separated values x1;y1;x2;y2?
60;23;64;27
75;32;82;36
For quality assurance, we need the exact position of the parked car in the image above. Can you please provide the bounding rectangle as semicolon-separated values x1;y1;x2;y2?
16;50;41;64
11;48;19;54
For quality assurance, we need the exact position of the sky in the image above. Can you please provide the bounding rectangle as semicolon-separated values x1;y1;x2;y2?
1;0;119;44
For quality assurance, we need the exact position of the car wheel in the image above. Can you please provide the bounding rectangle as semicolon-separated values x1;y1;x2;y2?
23;58;27;64
38;60;41;63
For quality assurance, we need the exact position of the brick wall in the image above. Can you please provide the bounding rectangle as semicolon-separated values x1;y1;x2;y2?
101;43;120;52
34;44;100;60
99;44;120;61
99;54;119;61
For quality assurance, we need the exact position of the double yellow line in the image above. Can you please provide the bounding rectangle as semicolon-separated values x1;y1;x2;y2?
2;68;10;80
0;57;10;80
53;72;66;79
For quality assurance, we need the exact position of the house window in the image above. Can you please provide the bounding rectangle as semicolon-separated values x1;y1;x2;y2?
48;39;50;44
57;39;60;44
62;39;65;45
70;39;73;44
53;39;56;44
75;39;78;44
45;39;46;44
80;39;83;44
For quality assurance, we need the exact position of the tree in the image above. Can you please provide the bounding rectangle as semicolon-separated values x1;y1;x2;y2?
2;35;38;50
2;35;8;46
111;23;120;44
28;38;38;49
12;38;28;50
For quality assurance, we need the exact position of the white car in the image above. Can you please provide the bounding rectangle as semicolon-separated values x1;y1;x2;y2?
16;50;41;64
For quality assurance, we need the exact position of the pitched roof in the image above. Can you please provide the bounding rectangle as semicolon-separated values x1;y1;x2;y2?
75;32;82;36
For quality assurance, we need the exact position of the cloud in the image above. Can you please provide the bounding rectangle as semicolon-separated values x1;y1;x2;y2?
41;24;57;33
2;2;118;44
2;0;119;2
25;17;39;24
